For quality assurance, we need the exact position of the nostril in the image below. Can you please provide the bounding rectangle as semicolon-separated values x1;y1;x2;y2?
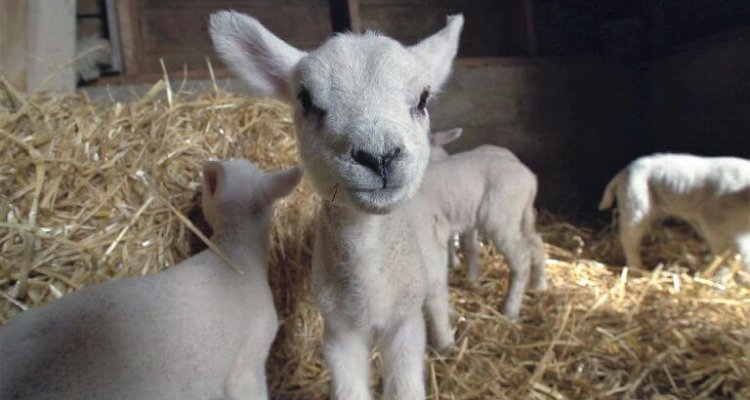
352;149;381;173
383;147;401;164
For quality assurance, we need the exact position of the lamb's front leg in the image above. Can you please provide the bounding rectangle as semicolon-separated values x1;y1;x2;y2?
423;236;455;351
381;315;427;400
324;325;373;400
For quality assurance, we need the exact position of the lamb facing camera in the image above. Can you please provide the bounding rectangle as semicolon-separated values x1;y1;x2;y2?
210;11;463;399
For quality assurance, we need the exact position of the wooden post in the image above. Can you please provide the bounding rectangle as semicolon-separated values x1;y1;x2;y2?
0;0;76;93
330;0;361;34
27;0;77;92
115;0;140;76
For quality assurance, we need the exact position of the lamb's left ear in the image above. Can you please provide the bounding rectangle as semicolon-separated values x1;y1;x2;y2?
209;11;307;102
430;128;463;147
264;166;304;201
202;160;225;200
409;14;464;90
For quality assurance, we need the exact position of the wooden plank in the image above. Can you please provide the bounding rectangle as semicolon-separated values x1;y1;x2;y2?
141;0;327;9
142;5;330;53
105;0;124;72
138;4;331;74
116;0;141;76
0;0;29;90
360;3;509;56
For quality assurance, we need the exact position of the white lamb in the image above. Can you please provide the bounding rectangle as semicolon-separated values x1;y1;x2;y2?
428;128;519;277
0;159;303;400
424;128;547;318
210;11;463;400
599;153;750;279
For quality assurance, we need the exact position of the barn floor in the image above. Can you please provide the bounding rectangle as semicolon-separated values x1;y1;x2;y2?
1;83;748;399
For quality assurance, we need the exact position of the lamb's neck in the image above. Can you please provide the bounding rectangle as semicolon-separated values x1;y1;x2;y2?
210;228;269;275
320;201;383;241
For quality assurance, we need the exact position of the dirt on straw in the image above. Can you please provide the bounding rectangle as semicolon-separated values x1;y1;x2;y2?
1;80;748;399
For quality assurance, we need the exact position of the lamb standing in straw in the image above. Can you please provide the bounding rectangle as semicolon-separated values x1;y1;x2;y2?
428;128;519;276
210;11;463;399
424;128;547;317
0;159;302;400
599;153;750;280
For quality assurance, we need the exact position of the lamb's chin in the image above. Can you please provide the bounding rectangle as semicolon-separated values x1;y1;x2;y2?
346;186;410;214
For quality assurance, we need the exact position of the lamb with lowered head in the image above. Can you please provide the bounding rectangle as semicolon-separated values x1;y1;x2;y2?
599;153;750;281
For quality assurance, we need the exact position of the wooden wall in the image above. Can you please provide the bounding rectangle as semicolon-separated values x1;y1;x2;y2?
115;0;331;81
358;0;534;57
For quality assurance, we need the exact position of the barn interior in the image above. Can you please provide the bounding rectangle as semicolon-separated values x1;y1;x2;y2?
1;1;749;399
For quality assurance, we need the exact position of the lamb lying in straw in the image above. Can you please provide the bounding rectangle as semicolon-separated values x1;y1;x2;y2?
0;159;302;400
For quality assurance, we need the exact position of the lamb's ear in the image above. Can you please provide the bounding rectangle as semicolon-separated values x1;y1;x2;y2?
202;160;225;202
264;166;303;201
209;11;306;102
409;14;464;91
430;128;463;147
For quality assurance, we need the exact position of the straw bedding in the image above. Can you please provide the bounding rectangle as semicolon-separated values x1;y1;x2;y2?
1;79;748;399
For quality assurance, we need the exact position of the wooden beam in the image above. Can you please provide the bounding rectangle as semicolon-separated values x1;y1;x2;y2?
330;0;361;33
116;0;140;76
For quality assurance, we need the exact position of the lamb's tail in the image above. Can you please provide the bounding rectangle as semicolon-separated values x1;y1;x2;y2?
598;170;624;210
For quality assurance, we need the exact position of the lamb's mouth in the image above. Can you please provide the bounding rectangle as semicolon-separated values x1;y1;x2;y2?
347;185;408;213
350;185;403;193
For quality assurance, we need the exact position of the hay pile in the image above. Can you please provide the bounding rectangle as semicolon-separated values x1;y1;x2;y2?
1;79;748;399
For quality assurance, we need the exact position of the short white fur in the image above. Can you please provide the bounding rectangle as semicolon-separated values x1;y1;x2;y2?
0;159;302;400
425;129;547;318
600;153;750;279
210;11;463;400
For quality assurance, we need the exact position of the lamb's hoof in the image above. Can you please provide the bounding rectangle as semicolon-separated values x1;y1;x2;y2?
432;339;455;355
502;305;521;320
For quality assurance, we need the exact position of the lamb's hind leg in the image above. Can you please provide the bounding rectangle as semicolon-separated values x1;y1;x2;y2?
381;315;426;400
461;229;482;282
323;326;372;400
522;204;547;291
527;232;547;291
619;212;652;270
490;230;531;318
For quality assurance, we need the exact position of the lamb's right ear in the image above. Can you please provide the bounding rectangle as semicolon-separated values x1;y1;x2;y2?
202;160;225;200
430;128;463;147
209;11;306;102
264;166;304;202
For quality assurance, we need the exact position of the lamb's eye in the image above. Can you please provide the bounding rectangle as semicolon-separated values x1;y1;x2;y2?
417;89;430;112
298;88;313;113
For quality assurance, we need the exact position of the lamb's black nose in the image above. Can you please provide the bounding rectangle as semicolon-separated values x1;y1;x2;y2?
352;147;402;186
